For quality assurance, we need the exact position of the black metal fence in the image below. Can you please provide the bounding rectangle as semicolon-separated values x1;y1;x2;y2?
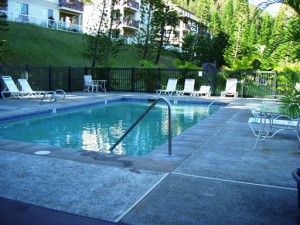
0;65;298;98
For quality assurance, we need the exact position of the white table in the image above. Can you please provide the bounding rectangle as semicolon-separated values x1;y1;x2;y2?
250;103;300;149
93;80;107;92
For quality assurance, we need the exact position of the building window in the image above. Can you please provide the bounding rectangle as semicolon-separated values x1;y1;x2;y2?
20;3;28;15
48;9;53;19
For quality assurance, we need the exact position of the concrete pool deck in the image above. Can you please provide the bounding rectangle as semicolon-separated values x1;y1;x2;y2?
0;92;299;225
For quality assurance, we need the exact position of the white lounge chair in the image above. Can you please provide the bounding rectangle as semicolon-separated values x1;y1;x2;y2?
295;83;300;92
1;76;26;99
221;78;238;98
192;85;211;97
18;78;45;98
177;79;195;96
156;78;178;95
84;75;100;93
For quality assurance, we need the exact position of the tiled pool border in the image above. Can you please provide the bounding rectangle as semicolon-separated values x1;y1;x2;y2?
0;96;228;123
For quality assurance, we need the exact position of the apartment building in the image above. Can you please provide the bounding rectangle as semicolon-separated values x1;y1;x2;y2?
1;0;204;48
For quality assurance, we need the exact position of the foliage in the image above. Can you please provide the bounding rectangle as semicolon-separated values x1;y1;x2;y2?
81;0;126;68
180;31;228;68
222;54;261;70
278;90;300;118
82;34;126;67
276;61;300;118
137;60;161;92
255;0;300;17
173;58;200;69
137;0;179;65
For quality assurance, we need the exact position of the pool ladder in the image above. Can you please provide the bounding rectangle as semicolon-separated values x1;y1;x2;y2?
40;90;66;105
109;97;173;156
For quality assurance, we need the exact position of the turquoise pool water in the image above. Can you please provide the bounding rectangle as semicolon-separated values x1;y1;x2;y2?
0;100;223;156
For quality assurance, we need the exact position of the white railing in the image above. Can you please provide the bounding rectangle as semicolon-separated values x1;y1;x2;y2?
0;10;83;33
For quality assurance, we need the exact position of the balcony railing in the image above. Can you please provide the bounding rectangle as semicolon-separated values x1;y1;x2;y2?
182;23;191;31
124;19;139;29
1;10;83;33
124;0;139;10
59;0;84;12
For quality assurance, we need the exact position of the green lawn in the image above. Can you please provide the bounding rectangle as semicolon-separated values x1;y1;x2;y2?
2;22;176;68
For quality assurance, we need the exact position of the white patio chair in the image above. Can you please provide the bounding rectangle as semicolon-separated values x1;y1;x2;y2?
83;75;100;93
1;76;26;99
221;78;238;98
248;116;300;140
192;85;211;97
156;78;178;95
177;79;195;96
18;78;45;98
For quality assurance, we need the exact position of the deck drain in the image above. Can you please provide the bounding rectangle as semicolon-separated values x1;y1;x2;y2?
34;150;51;155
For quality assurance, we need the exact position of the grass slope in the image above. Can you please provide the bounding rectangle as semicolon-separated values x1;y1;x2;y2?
2;22;176;68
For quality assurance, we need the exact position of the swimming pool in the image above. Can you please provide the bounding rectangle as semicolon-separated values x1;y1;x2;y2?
0;99;224;156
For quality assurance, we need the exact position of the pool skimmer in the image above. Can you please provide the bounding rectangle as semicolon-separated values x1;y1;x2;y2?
34;150;51;155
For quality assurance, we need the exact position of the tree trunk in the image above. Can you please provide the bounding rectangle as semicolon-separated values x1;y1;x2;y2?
92;0;107;68
143;4;153;59
155;24;165;64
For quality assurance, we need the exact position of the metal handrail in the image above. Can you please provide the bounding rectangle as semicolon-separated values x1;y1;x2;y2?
109;97;173;156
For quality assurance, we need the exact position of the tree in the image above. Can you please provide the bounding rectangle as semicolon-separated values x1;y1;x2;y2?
180;31;228;68
152;2;179;64
223;0;251;67
136;0;179;65
137;0;156;60
82;0;125;67
264;5;300;66
209;11;221;36
196;0;210;24
255;0;300;62
0;4;9;65
257;13;273;46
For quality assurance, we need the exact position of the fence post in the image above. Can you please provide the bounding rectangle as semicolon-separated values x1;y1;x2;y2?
25;65;29;80
183;68;187;79
273;72;277;97
49;65;53;90
68;66;72;92
131;67;135;92
107;67;110;92
0;65;2;98
84;66;88;75
157;68;161;90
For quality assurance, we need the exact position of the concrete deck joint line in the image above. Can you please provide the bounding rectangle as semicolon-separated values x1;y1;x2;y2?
172;172;297;191
114;173;169;222
227;121;248;124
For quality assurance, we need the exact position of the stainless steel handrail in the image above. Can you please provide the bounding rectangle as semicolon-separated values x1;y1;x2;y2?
109;97;173;156
40;90;66;105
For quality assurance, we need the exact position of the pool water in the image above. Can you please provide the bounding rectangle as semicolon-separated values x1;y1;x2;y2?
0;100;222;156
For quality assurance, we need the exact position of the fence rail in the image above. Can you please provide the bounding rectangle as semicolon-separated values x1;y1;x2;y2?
0;65;298;98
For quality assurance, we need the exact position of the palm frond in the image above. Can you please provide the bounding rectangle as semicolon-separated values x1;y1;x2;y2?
278;89;300;118
254;0;300;18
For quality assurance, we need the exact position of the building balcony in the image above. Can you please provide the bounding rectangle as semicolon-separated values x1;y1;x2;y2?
123;19;139;29
111;18;139;30
124;0;139;11
182;23;191;31
1;10;82;33
59;0;83;12
178;10;198;22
